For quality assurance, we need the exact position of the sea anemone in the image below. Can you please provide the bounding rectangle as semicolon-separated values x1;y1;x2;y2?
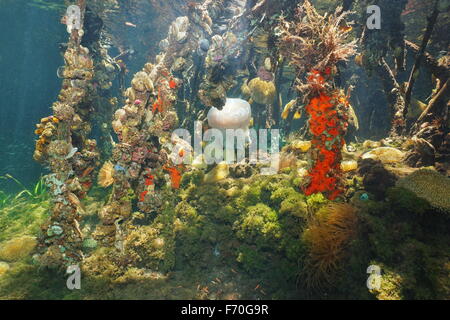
98;161;115;188
301;203;359;291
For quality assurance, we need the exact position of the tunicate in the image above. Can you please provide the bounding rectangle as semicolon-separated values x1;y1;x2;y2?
47;225;64;236
207;98;253;148
66;5;81;34
207;98;252;130
360;193;369;201
159;39;169;51
71;80;86;88
65;147;78;159
170;16;189;43
199;39;210;52
56;66;66;79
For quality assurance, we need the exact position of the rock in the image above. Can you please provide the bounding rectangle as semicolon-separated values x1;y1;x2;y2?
362;140;382;149
357;158;397;199
204;162;230;183
361;147;405;164
230;163;254;178
341;160;358;172
386;166;422;178
291;140;312;153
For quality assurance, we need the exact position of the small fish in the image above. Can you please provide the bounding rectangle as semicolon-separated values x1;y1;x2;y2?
125;22;137;28
293;110;302;119
68;192;86;214
65;147;78;160
281;99;297;120
339;25;353;33
354;54;364;66
81;167;94;178
347;103;360;130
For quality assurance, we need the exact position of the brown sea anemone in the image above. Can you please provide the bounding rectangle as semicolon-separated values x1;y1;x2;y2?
98;161;115;187
301;203;359;291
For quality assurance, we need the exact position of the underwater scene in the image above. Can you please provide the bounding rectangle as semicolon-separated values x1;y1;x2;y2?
0;0;449;301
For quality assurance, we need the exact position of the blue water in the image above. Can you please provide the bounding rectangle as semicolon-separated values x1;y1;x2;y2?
0;1;66;190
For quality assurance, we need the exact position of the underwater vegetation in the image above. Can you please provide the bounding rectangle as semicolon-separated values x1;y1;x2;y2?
0;0;449;300
0;175;49;208
1;163;448;299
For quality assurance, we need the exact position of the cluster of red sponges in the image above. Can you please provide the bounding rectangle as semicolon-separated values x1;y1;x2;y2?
303;69;349;200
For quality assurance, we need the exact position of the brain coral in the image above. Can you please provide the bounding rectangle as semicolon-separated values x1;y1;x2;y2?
396;169;450;213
